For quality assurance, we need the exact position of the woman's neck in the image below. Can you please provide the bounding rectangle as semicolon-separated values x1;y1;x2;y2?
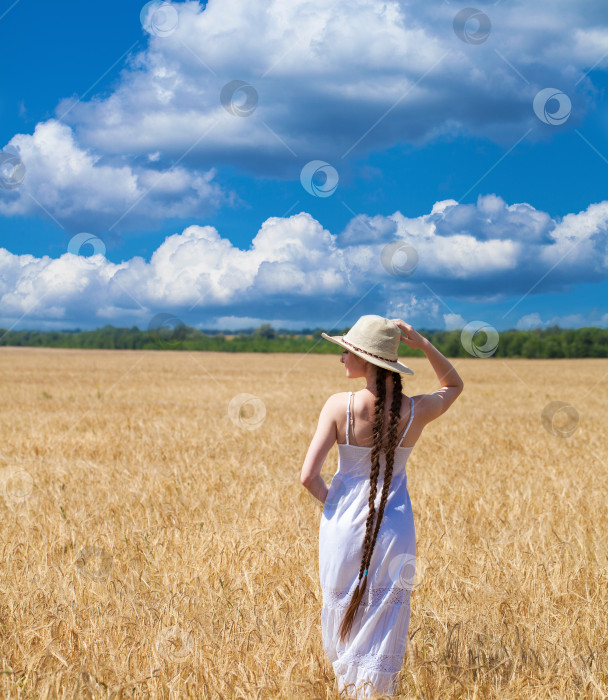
363;383;395;399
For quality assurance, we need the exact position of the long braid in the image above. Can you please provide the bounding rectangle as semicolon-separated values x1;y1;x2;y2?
364;370;403;588
337;367;404;643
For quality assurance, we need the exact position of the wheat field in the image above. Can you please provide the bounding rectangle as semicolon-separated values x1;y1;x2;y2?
0;347;606;699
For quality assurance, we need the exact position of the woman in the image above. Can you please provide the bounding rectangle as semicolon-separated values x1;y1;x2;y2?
300;314;464;698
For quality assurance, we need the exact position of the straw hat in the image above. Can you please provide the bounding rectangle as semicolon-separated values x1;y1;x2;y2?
321;314;414;375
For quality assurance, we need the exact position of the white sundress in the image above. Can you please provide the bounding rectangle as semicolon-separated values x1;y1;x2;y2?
319;391;417;698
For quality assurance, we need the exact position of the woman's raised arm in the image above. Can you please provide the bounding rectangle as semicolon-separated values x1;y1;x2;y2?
390;318;464;423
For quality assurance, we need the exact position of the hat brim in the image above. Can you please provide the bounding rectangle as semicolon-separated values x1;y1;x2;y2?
321;332;414;375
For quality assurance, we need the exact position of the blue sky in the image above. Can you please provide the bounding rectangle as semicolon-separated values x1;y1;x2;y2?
1;0;607;332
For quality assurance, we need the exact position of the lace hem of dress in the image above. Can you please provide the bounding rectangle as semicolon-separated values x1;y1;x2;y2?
323;585;410;609
335;649;404;674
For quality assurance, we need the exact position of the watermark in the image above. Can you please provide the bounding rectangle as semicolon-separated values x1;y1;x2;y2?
0;148;26;190
380;241;419;277
67;233;107;270
300;160;339;198
387;551;429;591
140;1;179;37
541;401;579;438
460;320;499;357
148;312;187;349
75;546;114;582
1;466;33;506
220;80;258;117
533;88;571;126
156;625;193;662
453;8;491;44
227;393;266;430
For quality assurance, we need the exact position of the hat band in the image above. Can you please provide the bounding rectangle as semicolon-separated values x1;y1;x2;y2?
342;338;397;363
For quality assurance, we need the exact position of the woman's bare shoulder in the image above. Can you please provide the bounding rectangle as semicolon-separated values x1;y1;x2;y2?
326;391;349;409
319;392;349;413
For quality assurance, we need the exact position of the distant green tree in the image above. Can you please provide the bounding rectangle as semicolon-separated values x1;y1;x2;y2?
254;323;277;339
545;337;565;358
521;335;542;358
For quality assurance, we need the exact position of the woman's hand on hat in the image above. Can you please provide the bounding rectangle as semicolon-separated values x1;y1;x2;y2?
389;319;427;350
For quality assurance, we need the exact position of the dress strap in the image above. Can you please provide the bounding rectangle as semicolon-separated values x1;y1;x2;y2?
398;396;415;447
345;391;352;445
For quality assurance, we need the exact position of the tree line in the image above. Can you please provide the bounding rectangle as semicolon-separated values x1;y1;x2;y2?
0;322;607;358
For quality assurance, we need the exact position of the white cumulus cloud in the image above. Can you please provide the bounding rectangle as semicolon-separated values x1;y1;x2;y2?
0;194;607;329
0;0;606;235
0;120;230;232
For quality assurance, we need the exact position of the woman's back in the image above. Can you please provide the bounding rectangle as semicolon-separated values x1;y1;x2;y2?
335;386;461;450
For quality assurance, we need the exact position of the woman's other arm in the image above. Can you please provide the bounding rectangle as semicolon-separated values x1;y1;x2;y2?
300;395;338;504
